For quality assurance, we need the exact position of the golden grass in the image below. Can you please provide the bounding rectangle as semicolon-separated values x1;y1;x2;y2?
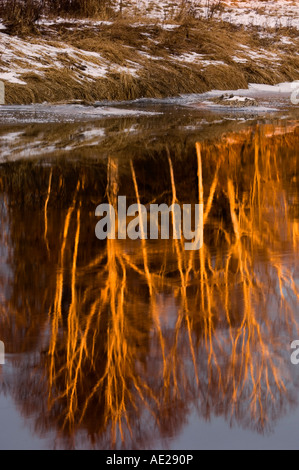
2;17;299;104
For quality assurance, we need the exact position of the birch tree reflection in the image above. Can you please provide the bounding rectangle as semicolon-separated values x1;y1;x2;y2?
0;122;298;448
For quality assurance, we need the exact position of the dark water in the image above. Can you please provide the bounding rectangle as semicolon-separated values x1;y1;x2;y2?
0;100;298;449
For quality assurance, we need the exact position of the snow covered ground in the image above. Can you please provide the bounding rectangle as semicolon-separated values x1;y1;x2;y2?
214;1;299;30
0;24;296;90
117;0;299;30
0;30;144;85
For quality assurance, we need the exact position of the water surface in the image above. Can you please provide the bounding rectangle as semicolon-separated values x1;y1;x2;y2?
0;97;298;450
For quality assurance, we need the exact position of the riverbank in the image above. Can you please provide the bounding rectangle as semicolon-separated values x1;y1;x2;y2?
1;7;299;104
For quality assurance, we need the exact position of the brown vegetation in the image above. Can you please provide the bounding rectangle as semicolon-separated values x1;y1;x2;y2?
0;0;114;32
2;17;299;104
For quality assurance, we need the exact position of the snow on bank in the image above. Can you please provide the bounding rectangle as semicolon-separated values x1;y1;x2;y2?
213;0;299;30
200;80;299;99
248;82;299;94
0;1;297;101
174;52;227;68
193;80;299;110
119;1;299;31
0;27;295;89
0;72;27;85
0;30;144;86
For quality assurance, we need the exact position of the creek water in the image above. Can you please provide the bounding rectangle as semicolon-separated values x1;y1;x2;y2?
0;96;298;449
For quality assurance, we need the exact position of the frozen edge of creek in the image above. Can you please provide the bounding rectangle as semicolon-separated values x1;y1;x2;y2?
0;81;298;124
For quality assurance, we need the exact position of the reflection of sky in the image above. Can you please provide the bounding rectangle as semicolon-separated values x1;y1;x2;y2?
0;196;12;305
2;386;299;450
0;393;46;450
170;404;299;450
0;362;51;450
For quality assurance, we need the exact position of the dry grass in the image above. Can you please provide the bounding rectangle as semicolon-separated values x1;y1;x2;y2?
0;122;298;447
0;0;115;33
0;0;42;33
2;17;299;104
